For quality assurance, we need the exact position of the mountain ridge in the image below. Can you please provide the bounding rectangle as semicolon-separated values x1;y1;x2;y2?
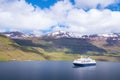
1;31;120;40
1;31;120;55
0;33;120;61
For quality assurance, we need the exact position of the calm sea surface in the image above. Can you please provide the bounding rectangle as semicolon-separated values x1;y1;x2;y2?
0;61;120;80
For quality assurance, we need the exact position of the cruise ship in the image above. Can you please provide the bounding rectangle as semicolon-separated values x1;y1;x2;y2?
73;56;96;66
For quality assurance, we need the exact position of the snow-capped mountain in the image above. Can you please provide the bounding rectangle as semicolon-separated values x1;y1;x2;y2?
1;31;120;41
45;31;81;38
45;31;120;41
0;31;42;39
0;31;29;39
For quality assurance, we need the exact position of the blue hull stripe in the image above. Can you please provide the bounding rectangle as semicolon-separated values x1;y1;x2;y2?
73;63;96;66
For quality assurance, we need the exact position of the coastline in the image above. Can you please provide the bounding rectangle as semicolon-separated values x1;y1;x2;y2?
0;56;120;62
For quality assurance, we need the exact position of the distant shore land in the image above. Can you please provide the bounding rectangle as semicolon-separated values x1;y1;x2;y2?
0;54;120;62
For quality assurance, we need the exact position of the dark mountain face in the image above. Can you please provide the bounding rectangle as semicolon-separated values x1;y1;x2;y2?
13;36;106;54
106;37;120;46
43;37;107;53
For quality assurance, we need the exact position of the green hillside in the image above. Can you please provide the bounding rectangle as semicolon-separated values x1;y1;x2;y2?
1;35;120;61
0;35;45;61
0;35;76;61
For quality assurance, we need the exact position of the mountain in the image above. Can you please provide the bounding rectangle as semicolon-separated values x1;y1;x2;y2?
1;31;120;55
0;34;75;61
12;34;120;58
0;31;120;61
1;31;120;40
45;31;120;41
0;34;47;61
0;31;28;39
45;31;81;38
0;31;41;39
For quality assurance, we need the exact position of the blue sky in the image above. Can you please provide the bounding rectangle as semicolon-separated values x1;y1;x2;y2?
0;0;120;35
26;0;61;9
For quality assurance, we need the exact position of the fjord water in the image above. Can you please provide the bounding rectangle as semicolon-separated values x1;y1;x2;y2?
0;61;120;80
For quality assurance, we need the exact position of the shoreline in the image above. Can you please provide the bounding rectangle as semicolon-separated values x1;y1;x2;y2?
0;56;120;62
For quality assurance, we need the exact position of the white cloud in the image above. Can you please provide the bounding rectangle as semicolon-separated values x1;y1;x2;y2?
66;9;120;34
0;0;56;31
49;0;73;24
52;25;68;32
0;0;120;35
32;30;42;36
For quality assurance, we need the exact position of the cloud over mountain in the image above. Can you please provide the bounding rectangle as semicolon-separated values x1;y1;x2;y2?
0;0;120;35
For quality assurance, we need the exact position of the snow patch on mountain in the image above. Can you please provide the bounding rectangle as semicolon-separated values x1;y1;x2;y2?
45;31;81;38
